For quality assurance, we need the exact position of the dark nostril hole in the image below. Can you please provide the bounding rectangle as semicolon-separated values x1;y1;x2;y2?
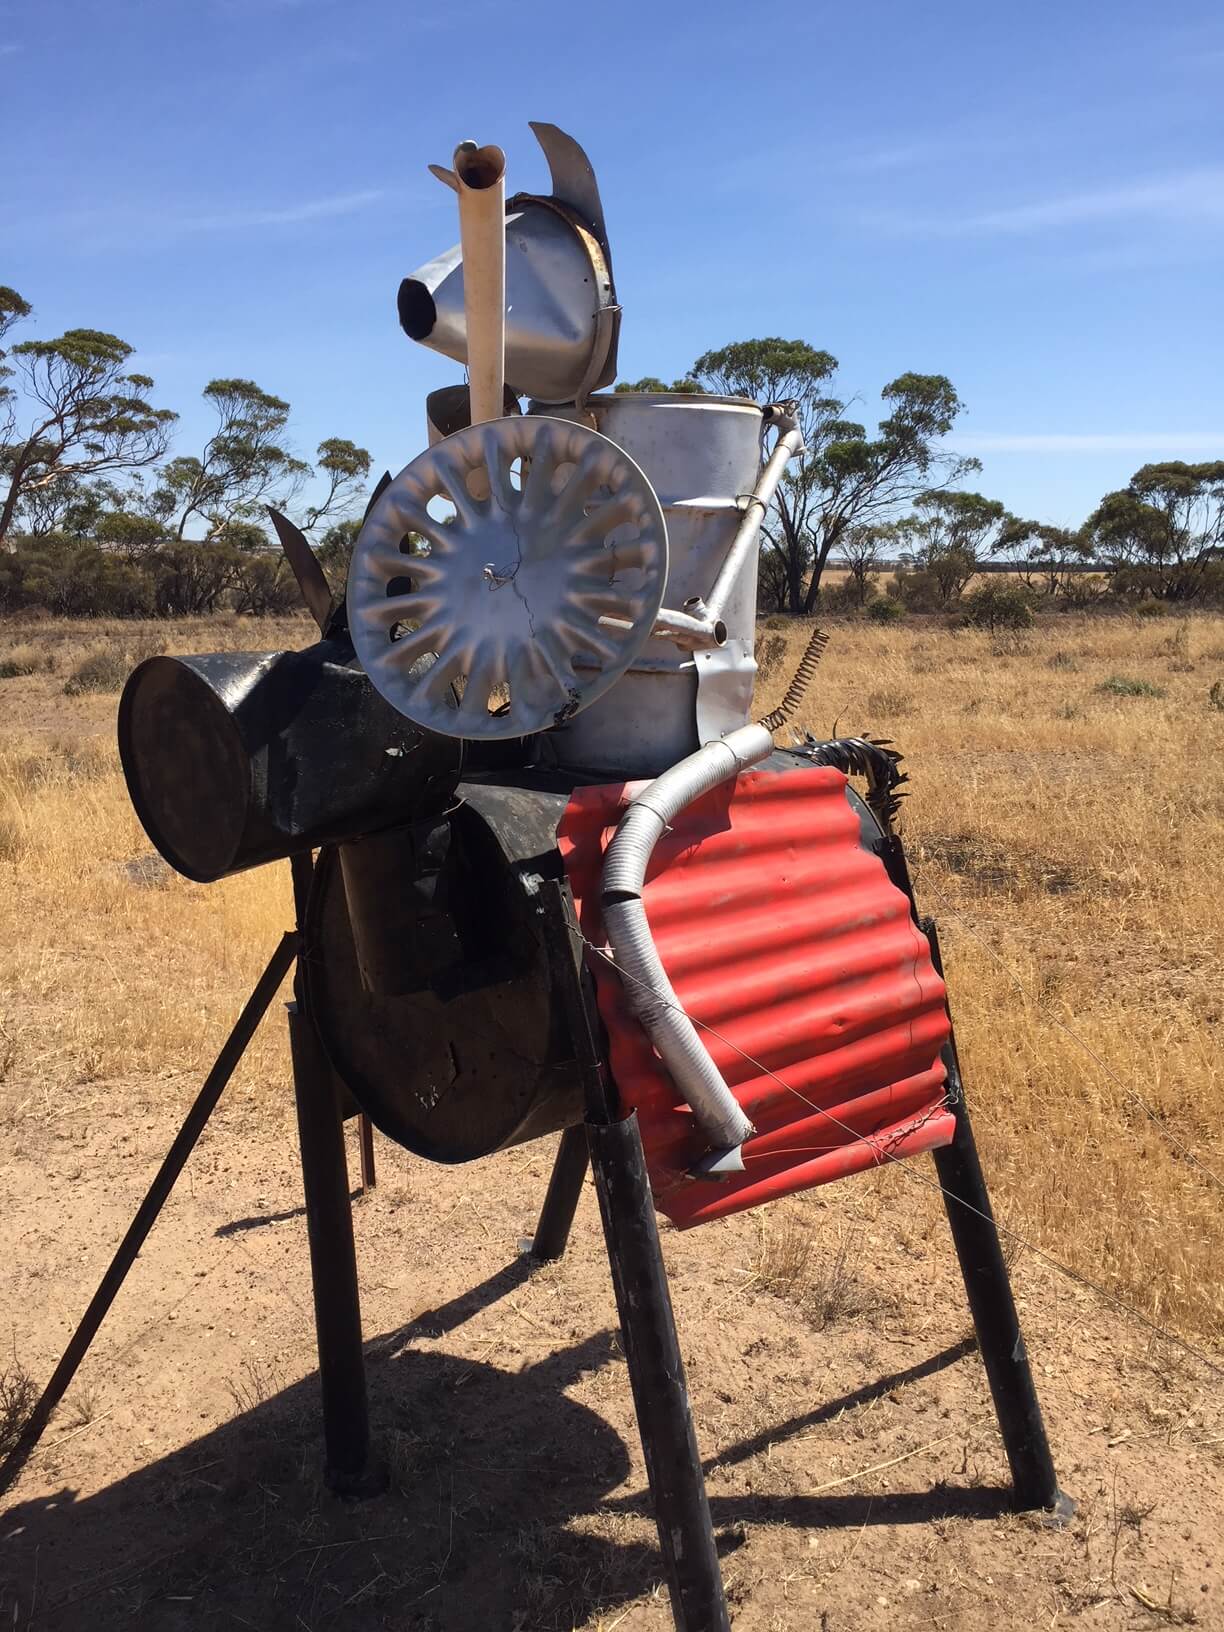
398;278;437;340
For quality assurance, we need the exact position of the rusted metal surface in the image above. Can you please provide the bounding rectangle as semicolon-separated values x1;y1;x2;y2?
559;764;955;1227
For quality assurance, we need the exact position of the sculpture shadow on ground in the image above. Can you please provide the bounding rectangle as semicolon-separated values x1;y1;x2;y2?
0;1269;1013;1631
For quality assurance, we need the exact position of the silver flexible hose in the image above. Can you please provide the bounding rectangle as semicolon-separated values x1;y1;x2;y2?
600;722;773;1155
599;627;829;1163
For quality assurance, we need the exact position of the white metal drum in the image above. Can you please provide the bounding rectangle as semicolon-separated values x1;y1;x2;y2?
537;393;765;775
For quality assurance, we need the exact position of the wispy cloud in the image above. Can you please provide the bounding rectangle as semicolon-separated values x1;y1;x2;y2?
953;432;1224;455
0;42;21;55
176;189;384;233
830;129;1023;176
862;166;1224;237
6;187;388;250
834;142;944;174
962;168;1224;232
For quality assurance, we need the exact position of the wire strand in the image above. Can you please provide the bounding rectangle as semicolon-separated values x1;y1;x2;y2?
577;930;1224;1381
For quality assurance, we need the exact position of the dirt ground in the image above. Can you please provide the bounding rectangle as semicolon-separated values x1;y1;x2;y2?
1;613;1222;1629
3;1104;1222;1631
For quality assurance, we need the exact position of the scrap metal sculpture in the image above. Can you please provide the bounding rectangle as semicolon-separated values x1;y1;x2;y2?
2;124;1071;1630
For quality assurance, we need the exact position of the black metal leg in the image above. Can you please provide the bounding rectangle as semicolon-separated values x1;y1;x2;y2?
536;879;729;1631
924;919;1072;1518
288;998;382;1496
588;1114;730;1632
527;1124;591;1261
357;1112;377;1191
0;933;300;1494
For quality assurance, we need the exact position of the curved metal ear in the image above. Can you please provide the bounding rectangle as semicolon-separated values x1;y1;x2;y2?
362;471;393;522
268;507;333;633
528;121;613;275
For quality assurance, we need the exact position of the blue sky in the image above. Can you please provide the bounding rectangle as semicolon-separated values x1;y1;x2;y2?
3;0;1222;528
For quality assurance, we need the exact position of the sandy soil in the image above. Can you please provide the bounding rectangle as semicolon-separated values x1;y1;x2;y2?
2;1087;1221;1631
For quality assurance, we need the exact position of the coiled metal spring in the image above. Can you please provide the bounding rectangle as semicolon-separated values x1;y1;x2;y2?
757;625;830;733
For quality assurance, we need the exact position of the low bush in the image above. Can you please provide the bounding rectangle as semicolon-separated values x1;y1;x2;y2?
1135;598;1170;619
890;569;944;612
961;582;1036;632
754;631;788;681
63;648;130;695
1096;675;1167;699
866;596;905;623
63;637;165;696
817;577;878;614
0;644;46;679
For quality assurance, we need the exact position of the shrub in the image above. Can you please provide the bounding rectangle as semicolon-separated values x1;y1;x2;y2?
1135;598;1170;619
817;576;878;614
890;568;943;612
231;554;300;617
1209;679;1223;712
754;631;788;681
0;1361;36;1458
961;582;1036;633
63;637;164;696
0;644;45;679
64;648;130;695
866;596;905;623
1096;675;1166;699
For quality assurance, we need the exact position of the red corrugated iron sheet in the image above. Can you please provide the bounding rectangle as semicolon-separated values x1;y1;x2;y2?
558;765;955;1228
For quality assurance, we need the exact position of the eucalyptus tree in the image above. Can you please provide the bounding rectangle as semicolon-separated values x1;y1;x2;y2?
688;340;976;612
0;307;176;546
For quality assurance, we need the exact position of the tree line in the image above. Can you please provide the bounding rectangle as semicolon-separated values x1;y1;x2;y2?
3;292;1221;620
0;285;369;616
621;340;1224;614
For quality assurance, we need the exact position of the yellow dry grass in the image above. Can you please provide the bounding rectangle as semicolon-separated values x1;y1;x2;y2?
758;610;1224;1344
0;616;311;1122
1;610;1222;1347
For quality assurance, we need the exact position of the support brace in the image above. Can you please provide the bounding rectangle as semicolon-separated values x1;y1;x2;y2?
924;917;1073;1520
0;931;300;1495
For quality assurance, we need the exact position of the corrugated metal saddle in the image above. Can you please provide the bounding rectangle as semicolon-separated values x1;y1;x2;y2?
559;764;956;1227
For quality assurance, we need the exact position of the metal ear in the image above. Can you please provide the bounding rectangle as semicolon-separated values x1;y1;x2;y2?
268;507;334;633
362;471;393;522
528;121;612;269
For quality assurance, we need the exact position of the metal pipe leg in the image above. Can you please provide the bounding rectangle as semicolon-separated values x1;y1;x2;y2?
526;1124;591;1261
358;1113;377;1191
537;879;728;1625
288;999;381;1495
588;1112;730;1632
0;933;299;1494
924;920;1071;1518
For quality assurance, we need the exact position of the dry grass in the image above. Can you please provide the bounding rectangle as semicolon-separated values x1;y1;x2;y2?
747;1210;887;1330
0;620;309;1121
757;609;1224;1344
1;610;1222;1352
0;1360;36;1457
0;643;52;680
